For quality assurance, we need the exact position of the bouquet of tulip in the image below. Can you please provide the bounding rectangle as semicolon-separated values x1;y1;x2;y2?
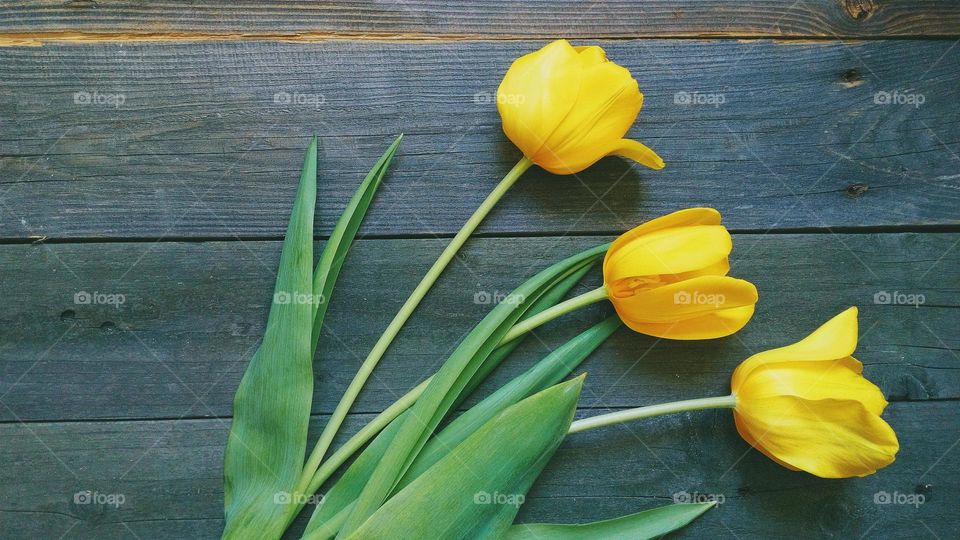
221;40;899;539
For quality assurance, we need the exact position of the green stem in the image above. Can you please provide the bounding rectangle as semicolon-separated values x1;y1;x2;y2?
294;157;534;497
499;285;608;344
307;377;430;496
280;378;430;531
567;395;737;434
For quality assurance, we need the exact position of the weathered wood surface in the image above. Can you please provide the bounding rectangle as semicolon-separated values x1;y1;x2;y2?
2;0;960;39
2;2;958;538
1;39;958;240
0;402;954;538
2;233;956;423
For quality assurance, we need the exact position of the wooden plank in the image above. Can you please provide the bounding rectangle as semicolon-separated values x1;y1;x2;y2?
2;1;960;39
0;39;958;240
0;401;954;538
2;233;957;422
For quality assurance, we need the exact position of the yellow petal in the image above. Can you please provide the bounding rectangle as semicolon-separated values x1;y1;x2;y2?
604;225;732;283
532;49;642;173
574;45;607;66
732;307;859;389
604;208;722;276
606;138;665;170
497;40;582;160
621;304;755;340
668;257;731;281
734;396;899;478
734;412;800;471
610;275;757;323
737;358;888;416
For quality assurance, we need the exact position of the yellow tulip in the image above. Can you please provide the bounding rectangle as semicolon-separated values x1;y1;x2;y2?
311;41;672;476
497;39;664;175
602;208;758;339
731;307;899;478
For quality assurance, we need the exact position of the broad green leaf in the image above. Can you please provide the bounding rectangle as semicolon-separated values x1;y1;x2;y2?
303;252;604;537
223;137;318;539
344;377;585;540
459;258;598;399
396;315;621;489
338;244;609;536
505;502;716;540
311;135;403;352
303;314;617;539
224;136;402;540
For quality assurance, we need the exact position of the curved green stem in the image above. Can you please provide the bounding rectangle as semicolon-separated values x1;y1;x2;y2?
499;285;608;344
567;395;737;434
294;157;534;496
307;377;429;496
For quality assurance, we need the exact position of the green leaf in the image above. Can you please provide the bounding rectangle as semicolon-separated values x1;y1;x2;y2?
223;136;402;540
311;135;403;352
344;377;585;540
302;250;605;538
395;315;621;490
505;502;716;540
223;137;318;539
303;314;618;539
337;244;608;536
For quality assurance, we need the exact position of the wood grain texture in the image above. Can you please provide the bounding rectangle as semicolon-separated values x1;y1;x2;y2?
1;0;959;39
2;233;956;422
0;401;954;538
1;6;958;537
1;39;958;240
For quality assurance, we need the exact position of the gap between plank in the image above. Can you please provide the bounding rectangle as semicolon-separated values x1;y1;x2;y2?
1;224;959;246
1;31;959;47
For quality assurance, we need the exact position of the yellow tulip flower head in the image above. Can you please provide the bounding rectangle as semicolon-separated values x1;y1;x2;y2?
731;307;899;478
602;208;758;340
497;39;665;175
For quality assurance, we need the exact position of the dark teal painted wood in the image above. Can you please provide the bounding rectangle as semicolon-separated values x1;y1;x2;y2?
0;39;958;240
1;6;958;538
1;0;959;37
0;402;954;538
1;233;956;422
